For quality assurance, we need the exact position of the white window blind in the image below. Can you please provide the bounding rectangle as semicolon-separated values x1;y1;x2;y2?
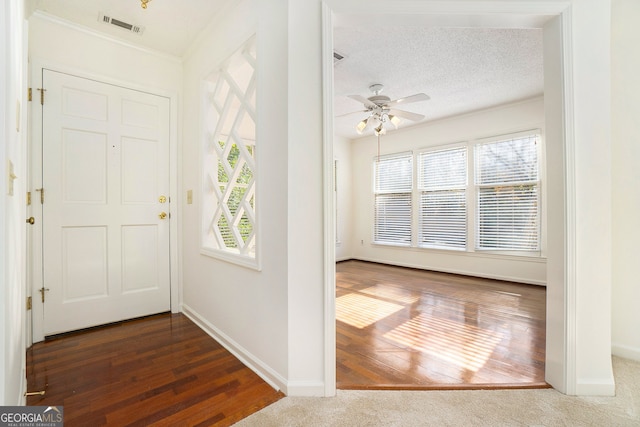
475;134;540;251
418;147;467;249
374;153;412;245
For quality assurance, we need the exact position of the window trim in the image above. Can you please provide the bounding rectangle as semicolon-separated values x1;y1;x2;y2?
473;131;541;254
199;35;261;271
417;143;468;251
372;151;413;246
371;130;543;259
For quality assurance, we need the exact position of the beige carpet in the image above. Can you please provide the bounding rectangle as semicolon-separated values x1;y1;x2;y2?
235;356;639;426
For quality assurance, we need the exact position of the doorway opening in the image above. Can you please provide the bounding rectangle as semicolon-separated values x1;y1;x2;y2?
323;6;568;393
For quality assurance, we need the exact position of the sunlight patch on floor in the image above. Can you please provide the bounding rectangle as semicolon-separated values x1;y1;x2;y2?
359;284;420;305
336;293;404;329
383;313;503;372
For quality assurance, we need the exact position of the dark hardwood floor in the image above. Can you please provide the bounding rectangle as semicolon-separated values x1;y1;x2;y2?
336;260;548;390
25;261;546;424
27;313;283;426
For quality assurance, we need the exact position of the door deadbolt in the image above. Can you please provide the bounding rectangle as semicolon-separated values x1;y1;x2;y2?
26;217;35;225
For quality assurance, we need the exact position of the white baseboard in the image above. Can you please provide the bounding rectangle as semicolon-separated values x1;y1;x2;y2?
612;342;640;362
575;380;616;397
286;381;326;397
181;305;330;397
352;257;546;286
181;304;287;393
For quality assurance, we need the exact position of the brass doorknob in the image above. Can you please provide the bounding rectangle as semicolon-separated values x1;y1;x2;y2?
26;217;35;225
158;212;167;220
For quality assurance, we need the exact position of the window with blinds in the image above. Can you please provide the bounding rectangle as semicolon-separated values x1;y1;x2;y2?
418;147;467;249
475;134;540;251
373;153;412;245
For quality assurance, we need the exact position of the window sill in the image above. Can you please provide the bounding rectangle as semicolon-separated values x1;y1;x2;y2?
371;242;546;263
372;241;412;248
200;247;261;271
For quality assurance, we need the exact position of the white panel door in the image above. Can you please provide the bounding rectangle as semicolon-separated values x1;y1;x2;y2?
42;70;171;335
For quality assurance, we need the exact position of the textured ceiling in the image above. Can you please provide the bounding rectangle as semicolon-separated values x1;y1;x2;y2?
27;0;228;57
26;2;544;139
334;26;543;139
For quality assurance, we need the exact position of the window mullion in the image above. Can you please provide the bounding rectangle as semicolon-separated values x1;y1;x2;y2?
411;151;419;247
467;141;476;252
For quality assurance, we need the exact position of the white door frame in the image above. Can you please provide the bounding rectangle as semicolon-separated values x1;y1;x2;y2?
321;1;576;397
29;60;181;343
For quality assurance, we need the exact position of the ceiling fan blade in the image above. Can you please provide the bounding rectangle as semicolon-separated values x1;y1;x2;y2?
336;109;368;118
386;93;430;107
389;108;425;122
348;94;378;109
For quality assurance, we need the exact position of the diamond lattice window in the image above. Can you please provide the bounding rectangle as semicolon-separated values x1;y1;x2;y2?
202;37;257;262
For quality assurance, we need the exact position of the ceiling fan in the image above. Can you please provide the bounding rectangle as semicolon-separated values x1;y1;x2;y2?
342;83;430;135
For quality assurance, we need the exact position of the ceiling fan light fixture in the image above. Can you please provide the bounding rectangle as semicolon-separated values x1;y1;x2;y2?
345;84;429;136
141;0;152;9
356;118;368;134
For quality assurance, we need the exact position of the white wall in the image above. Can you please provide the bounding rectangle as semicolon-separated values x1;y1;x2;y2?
1;0;28;405
611;0;640;362
571;0;614;396
288;0;328;395
542;13;567;394
347;98;547;285
180;0;295;393
28;13;182;95
334;135;353;261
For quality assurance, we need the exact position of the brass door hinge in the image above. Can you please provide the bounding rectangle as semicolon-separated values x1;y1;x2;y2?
37;88;46;105
39;287;50;303
27;296;32;310
28;88;32;102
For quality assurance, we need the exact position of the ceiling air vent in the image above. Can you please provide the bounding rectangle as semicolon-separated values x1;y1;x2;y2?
98;13;145;35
